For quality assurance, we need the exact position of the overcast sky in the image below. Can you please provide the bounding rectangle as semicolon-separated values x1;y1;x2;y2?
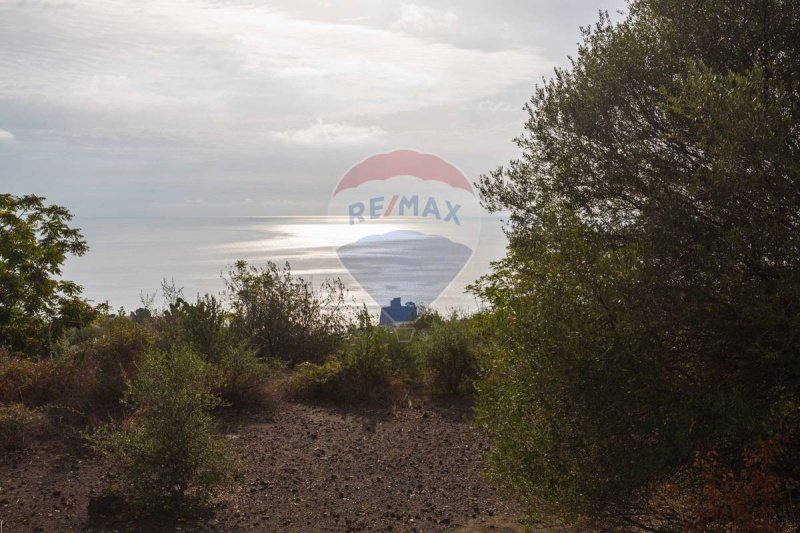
0;0;627;217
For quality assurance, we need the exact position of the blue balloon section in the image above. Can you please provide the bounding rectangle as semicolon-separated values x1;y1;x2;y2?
337;230;472;308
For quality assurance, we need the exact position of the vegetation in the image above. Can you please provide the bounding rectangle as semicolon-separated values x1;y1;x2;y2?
0;318;152;417
215;343;277;410
287;308;483;402
160;292;229;363
413;313;478;395
289;359;346;402
338;310;392;399
0;193;97;356
4;4;798;527
88;346;233;512
225;260;350;365
0;350;63;405
472;0;800;528
0;402;43;451
77;318;153;413
289;308;395;402
0;206;437;514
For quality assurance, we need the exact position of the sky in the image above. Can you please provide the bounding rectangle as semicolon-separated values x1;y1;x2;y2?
0;0;628;217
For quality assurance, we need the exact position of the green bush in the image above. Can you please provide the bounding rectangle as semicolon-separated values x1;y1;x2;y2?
0;318;151;418
339;322;391;401
155;294;277;410
88;346;233;512
0;403;43;451
79;318;153;412
379;326;420;382
413;314;477;395
160;294;231;363
288;310;395;403
412;308;444;331
225;261;349;365
288;359;345;402
215;344;277;410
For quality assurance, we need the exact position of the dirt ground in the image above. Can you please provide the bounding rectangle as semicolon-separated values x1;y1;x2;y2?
0;397;534;532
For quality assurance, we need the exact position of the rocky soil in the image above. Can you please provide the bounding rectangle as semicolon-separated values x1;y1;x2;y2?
0;397;535;532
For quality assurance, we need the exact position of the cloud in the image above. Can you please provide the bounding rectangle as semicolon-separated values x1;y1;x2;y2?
391;4;459;35
270;120;387;146
475;100;520;113
0;0;628;216
0;1;549;128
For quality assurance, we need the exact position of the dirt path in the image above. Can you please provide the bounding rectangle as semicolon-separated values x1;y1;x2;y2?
1;398;524;532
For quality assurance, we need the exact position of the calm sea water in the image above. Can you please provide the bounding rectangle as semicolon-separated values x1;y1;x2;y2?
61;216;508;314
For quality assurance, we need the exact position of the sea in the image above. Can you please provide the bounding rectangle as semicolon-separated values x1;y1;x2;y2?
61;216;508;315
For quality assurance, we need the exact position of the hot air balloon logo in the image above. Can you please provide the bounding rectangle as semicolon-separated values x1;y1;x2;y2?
328;150;481;311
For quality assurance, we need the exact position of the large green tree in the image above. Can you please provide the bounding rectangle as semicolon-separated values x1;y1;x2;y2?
473;0;800;528
0;194;92;355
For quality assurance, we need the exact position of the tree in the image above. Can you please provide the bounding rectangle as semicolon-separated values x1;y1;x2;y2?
472;0;800;528
0;194;92;355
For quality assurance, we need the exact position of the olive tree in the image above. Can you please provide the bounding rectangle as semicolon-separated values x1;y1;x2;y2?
472;0;800;527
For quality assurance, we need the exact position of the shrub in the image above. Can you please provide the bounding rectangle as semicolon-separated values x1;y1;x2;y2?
226;260;349;365
160;294;231;363
412;308;444;331
0;319;151;417
384;330;419;382
0;403;44;451
0;354;59;405
215;344;277;410
288;359;345;402
79;318;152;412
338;320;391;401
88;346;233;512
413;314;477;395
288;309;396;403
155;294;277;410
365;314;420;382
60;321;110;348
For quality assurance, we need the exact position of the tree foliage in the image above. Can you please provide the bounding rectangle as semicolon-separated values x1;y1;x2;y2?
0;194;93;355
472;0;800;527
